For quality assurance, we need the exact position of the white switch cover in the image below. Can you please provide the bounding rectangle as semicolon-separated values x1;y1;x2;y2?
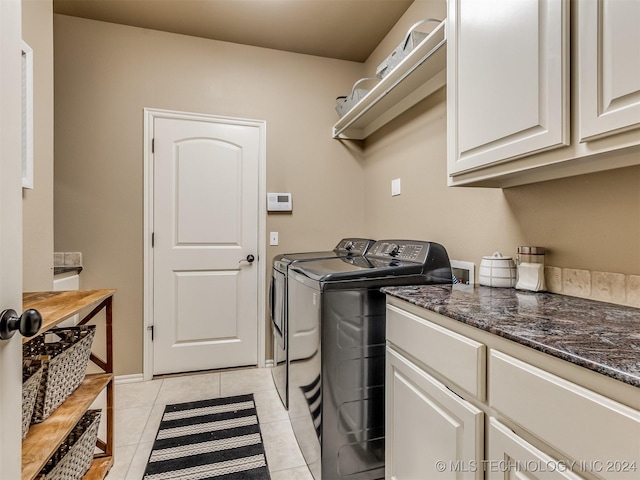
391;178;401;196
270;232;279;246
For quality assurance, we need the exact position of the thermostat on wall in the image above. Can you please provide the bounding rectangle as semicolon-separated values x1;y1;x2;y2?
267;192;292;212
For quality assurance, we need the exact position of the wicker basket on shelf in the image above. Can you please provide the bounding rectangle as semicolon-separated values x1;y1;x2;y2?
40;409;101;480
22;357;44;439
376;18;442;79
23;325;96;423
335;77;379;117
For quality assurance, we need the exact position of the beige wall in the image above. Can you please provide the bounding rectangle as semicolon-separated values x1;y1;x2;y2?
360;1;640;275
22;0;54;291
53;14;367;375
54;2;639;376
360;89;640;274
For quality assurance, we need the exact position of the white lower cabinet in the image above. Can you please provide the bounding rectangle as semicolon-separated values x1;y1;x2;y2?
490;350;640;480
385;299;640;480
488;418;585;480
385;346;483;480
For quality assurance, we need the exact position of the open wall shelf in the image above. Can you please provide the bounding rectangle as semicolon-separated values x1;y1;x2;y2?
333;20;446;140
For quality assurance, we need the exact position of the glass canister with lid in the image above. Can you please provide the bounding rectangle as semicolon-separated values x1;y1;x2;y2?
516;246;546;291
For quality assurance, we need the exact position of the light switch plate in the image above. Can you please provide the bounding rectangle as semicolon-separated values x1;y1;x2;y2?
391;178;401;196
270;232;279;246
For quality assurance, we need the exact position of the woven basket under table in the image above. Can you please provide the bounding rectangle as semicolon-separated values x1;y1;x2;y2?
23;325;96;424
22;358;44;439
40;409;102;480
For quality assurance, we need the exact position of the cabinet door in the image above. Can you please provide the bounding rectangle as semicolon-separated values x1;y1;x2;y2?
490;350;640;480
488;418;585;480
447;0;569;176
578;0;640;141
386;346;483;480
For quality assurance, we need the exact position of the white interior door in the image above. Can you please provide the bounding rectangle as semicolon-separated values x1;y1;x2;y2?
152;115;261;375
0;0;26;477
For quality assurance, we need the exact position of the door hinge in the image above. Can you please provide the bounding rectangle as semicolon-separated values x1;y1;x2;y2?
152;232;155;247
148;325;154;341
152;138;155;153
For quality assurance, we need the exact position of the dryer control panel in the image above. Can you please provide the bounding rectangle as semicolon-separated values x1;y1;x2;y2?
334;238;376;256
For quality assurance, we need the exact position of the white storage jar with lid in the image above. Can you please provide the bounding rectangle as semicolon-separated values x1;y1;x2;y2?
479;252;517;288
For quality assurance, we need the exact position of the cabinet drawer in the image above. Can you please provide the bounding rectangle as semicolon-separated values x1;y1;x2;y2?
488;418;585;480
386;304;485;399
490;350;640;480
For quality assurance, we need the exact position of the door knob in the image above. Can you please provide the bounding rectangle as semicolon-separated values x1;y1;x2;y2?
239;254;255;264
0;308;42;340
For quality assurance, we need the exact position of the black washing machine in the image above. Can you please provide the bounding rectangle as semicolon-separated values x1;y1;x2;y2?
286;240;452;480
270;238;375;409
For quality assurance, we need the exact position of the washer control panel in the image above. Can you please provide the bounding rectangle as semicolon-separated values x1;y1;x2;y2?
367;241;428;263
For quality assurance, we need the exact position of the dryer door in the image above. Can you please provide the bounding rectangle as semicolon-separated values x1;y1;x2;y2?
271;267;287;408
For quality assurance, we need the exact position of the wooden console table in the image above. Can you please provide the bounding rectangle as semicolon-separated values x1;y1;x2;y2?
21;289;116;480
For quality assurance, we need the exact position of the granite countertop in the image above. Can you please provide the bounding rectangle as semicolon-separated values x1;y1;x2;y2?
382;284;640;388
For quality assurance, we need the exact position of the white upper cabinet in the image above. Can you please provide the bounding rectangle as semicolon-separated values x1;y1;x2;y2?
447;0;640;187
578;0;640;141
447;0;569;176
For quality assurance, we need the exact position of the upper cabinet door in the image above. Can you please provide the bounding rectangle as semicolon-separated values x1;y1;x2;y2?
447;0;569;176
578;0;640;142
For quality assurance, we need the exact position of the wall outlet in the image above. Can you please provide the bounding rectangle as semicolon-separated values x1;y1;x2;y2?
391;178;401;196
270;232;279;246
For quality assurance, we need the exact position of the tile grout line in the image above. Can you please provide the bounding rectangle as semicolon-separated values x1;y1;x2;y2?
119;378;164;480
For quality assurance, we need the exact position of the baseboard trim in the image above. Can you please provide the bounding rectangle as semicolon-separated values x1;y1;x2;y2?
118;363;273;384
115;373;145;384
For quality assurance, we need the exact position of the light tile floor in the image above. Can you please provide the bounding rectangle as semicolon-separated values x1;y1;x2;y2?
104;367;313;480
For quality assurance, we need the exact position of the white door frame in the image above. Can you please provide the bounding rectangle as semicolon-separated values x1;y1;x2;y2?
143;108;267;381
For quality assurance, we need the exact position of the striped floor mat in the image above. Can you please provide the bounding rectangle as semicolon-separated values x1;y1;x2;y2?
143;394;270;479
